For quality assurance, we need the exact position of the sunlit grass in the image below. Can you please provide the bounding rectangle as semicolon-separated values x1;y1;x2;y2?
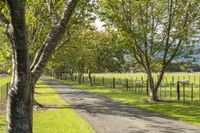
0;76;10;86
0;81;94;133
0;76;11;103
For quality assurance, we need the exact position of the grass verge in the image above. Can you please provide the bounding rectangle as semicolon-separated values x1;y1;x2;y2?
0;77;10;86
0;81;94;133
57;79;200;126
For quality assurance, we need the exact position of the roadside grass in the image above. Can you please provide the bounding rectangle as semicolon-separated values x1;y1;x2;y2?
0;77;11;103
0;77;10;86
0;81;94;133
57;79;200;126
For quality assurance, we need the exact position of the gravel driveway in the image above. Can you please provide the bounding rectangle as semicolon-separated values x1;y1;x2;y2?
43;78;200;133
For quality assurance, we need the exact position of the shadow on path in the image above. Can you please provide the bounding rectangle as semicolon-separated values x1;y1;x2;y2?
42;77;200;133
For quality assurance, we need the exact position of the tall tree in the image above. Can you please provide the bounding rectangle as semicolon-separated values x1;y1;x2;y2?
99;0;200;101
0;0;79;132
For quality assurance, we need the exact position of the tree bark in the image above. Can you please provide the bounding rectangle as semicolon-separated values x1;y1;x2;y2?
147;72;158;101
148;67;166;101
6;0;33;132
30;0;78;81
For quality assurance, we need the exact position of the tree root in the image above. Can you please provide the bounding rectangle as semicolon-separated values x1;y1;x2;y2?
33;100;44;108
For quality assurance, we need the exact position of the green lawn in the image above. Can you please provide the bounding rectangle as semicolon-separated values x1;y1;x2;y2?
57;78;200;126
0;81;94;133
0;76;10;86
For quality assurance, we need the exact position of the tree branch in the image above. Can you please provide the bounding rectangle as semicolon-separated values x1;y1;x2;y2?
0;12;9;25
30;0;79;81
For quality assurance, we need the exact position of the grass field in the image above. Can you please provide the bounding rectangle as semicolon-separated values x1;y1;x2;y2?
56;72;200;126
0;81;94;133
89;72;200;84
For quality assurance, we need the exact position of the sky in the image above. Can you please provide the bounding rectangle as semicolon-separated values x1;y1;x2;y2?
94;18;105;31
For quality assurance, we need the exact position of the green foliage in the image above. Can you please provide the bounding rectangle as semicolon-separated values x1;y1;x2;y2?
47;29;126;74
99;0;200;71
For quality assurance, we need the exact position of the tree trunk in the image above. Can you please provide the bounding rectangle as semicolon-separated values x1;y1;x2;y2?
147;70;159;101
78;74;82;84
148;67;166;101
7;79;35;133
6;0;34;132
5;0;78;132
88;69;92;86
149;86;159;101
69;69;74;80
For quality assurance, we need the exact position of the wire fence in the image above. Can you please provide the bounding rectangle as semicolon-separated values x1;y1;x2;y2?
53;73;200;103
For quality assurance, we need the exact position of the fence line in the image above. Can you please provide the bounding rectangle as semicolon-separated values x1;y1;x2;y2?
52;73;200;103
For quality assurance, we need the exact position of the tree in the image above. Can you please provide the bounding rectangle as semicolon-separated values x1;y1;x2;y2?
46;28;126;85
0;0;79;132
99;0;200;101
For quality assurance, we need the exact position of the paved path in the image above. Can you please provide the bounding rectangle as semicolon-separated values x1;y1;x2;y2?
43;78;200;133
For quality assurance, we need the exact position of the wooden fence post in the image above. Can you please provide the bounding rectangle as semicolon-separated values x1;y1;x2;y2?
6;83;9;99
93;76;96;85
160;84;162;99
146;80;149;95
164;83;167;98
82;76;85;83
183;84;186;102
113;77;115;88
191;83;193;102
102;77;104;86
126;78;128;91
170;82;172;100
0;86;2;100
177;82;180;101
199;76;200;100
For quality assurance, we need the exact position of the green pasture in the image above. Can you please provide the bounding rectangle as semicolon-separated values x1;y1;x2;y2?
88;72;200;84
